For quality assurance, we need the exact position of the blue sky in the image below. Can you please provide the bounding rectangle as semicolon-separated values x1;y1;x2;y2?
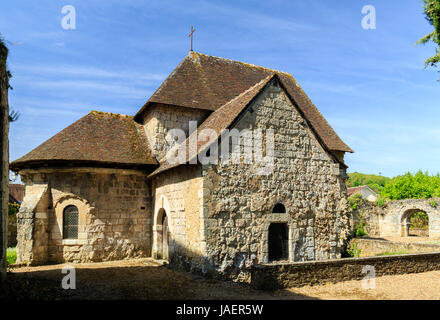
1;0;439;178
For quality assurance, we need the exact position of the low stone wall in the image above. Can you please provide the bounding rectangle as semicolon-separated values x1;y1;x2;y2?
351;238;440;257
7;214;16;247
250;252;440;290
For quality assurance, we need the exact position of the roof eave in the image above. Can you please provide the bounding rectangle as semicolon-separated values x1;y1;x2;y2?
10;159;158;172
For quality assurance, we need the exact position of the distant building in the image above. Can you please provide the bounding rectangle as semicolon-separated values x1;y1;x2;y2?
9;184;24;204
347;185;379;202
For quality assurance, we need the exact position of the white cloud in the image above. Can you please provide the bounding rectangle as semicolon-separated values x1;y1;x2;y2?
12;64;166;82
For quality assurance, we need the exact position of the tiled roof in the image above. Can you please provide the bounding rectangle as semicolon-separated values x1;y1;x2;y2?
10;111;157;170
9;184;24;203
12;51;352;171
347;185;375;196
149;75;274;177
135;51;352;153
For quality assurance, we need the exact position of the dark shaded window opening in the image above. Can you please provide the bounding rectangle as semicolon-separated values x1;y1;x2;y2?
272;203;286;213
268;223;288;261
63;205;79;239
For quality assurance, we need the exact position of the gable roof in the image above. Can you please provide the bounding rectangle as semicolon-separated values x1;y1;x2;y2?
347;185;379;197
135;51;353;153
9;184;24;203
150;74;347;178
10;111;157;171
149;74;274;177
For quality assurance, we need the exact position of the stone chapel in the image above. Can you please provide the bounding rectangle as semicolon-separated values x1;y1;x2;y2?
10;51;353;279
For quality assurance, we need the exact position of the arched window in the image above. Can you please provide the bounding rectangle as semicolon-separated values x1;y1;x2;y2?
272;203;286;213
63;205;79;239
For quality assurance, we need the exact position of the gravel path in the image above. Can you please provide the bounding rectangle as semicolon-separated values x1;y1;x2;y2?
7;258;440;300
289;270;440;300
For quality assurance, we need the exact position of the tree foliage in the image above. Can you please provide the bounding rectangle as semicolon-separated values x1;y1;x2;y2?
347;172;390;193
8;203;19;216
349;171;440;201
410;211;429;229
417;0;440;68
380;170;440;200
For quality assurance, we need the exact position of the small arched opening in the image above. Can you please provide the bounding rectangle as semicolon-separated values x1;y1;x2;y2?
272;203;286;213
155;208;169;260
401;209;429;237
268;223;289;261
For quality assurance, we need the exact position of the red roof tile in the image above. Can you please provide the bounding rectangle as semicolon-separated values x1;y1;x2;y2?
10;111;157;170
9;184;24;203
11;52;352;172
347;185;377;196
135;52;353;153
149;75;274;177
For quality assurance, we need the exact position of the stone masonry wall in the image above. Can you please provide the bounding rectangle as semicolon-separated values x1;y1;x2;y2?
17;168;152;265
152;165;204;271
141;103;210;161
350;238;440;257
251;252;440;290
201;79;350;280
349;201;382;237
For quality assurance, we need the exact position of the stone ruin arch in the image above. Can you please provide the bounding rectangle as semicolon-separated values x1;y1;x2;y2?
400;208;429;237
377;199;440;239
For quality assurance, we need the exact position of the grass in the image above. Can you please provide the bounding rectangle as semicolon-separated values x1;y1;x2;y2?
375;251;410;256
7;247;16;265
422;241;440;245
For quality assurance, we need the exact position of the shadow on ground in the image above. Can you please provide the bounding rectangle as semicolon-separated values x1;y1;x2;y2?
0;260;317;300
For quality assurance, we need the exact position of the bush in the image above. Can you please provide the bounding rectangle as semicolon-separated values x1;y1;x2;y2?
355;224;367;237
375;197;386;207
354;211;368;237
430;200;438;208
348;193;363;210
347;172;390;193
381;171;440;200
8;202;20;215
410;211;429;229
347;240;362;258
7;247;16;265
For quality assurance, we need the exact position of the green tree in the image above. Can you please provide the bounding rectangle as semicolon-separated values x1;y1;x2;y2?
347;172;390;193
416;0;440;69
381;170;440;200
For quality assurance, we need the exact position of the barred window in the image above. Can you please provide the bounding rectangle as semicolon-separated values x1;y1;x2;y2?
63;205;79;239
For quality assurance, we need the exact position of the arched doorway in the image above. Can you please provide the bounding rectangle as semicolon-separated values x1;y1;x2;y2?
155;208;169;260
268;223;288;261
401;209;429;237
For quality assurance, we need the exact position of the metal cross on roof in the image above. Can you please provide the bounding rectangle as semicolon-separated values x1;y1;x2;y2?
188;25;196;51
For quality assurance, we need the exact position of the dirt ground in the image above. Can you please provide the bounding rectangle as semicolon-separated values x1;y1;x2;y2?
2;258;440;300
291;270;440;300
